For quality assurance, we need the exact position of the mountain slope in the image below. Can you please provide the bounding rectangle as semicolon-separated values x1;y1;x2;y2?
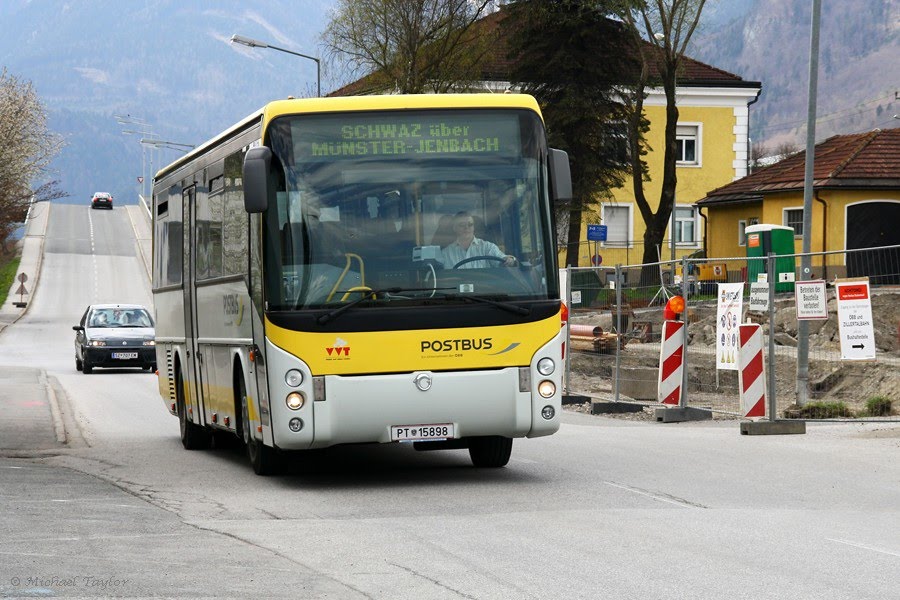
0;0;332;204
688;0;899;149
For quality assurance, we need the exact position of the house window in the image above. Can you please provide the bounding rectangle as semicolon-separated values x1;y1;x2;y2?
676;124;700;165
671;206;698;247
784;208;804;236
601;204;631;247
738;217;758;246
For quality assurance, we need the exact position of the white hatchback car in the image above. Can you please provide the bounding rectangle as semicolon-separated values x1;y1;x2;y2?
73;304;156;373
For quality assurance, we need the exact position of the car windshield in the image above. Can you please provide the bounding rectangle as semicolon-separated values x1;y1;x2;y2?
89;308;152;328
263;109;557;311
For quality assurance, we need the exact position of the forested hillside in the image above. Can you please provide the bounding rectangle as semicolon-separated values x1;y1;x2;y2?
688;0;899;150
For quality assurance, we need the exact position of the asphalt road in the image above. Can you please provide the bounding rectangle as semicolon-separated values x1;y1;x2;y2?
0;203;898;599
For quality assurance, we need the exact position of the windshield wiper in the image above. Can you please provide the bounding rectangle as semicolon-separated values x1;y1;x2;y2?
442;293;531;316
316;287;452;325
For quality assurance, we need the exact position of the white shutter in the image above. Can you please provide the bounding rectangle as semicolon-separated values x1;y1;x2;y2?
603;205;629;246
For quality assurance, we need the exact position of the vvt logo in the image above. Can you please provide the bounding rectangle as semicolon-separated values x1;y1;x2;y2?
325;337;351;358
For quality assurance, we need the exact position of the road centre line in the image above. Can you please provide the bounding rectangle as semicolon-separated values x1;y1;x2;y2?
603;481;707;509
827;538;900;558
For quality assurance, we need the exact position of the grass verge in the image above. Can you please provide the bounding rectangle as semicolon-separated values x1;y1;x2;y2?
0;254;23;307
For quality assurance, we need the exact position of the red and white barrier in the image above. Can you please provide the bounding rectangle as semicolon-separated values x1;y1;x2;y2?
738;323;766;418
657;320;684;405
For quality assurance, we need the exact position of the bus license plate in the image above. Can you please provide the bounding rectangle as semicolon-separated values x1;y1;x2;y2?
111;352;138;359
391;423;455;442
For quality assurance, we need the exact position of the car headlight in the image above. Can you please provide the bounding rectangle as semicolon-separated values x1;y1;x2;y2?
143;340;155;346
89;340;106;347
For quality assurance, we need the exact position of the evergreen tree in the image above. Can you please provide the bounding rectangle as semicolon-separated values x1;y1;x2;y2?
502;0;643;268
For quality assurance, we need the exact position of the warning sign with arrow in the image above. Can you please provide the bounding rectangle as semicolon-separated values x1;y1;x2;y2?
835;278;876;361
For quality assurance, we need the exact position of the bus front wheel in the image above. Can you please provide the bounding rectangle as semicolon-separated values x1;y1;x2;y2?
237;375;282;476
468;436;513;468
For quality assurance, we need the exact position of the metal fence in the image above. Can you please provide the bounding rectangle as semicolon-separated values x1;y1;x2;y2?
562;244;900;422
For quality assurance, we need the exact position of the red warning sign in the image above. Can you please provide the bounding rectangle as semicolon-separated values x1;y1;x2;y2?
837;285;868;301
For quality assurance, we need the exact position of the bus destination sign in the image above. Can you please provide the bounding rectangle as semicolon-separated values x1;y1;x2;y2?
295;114;521;160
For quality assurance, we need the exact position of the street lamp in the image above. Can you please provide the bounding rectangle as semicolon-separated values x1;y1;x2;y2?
230;34;321;98
116;115;154;200
140;138;195;152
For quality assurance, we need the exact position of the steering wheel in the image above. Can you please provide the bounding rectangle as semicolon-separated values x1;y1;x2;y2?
453;255;507;269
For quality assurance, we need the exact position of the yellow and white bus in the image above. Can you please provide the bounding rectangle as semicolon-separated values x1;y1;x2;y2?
151;94;571;474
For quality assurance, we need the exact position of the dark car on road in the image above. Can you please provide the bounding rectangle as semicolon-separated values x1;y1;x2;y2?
91;192;113;209
73;304;156;374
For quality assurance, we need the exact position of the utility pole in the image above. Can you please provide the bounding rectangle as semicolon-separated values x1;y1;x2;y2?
796;0;822;406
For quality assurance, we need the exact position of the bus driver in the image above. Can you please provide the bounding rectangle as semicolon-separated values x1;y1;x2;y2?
441;211;517;269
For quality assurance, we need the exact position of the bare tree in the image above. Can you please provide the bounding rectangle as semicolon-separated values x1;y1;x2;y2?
323;0;495;94
620;0;707;278
0;68;66;256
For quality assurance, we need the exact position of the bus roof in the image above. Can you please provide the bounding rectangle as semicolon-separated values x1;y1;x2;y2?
262;93;542;128
153;94;543;182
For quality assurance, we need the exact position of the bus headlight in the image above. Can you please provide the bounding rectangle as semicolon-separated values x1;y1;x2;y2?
538;380;556;398
285;369;304;387
537;358;555;376
286;392;305;410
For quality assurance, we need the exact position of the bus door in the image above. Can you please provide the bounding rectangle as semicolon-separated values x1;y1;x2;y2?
247;212;272;437
182;185;206;426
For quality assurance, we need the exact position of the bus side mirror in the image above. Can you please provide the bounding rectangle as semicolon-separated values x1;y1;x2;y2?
549;148;572;202
242;146;272;213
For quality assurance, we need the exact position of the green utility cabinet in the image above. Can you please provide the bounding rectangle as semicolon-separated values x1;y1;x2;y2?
745;224;797;292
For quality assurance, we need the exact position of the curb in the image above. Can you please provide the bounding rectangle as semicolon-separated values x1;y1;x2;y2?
0;204;49;336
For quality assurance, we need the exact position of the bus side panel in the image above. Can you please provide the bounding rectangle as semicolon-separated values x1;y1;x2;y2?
194;279;253;426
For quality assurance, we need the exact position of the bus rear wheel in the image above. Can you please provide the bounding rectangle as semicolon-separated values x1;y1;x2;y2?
237;375;282;476
176;368;210;450
468;436;513;468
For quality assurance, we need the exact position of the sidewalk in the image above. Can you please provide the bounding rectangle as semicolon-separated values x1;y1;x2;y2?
0;201;49;336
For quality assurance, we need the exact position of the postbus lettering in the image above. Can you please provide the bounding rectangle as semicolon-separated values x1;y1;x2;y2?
420;338;494;353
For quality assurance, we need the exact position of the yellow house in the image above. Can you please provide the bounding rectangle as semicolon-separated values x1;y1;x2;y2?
696;128;900;282
329;9;762;270
587;59;761;269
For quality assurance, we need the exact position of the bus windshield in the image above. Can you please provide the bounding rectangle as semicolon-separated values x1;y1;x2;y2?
264;109;557;311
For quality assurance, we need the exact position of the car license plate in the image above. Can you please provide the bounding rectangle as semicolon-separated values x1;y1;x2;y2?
391;423;455;442
111;352;138;359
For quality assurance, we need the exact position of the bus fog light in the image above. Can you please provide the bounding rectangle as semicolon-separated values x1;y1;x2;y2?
541;405;555;420
538;380;556;398
285;369;304;387
537;358;555;376
288;418;304;432
286;392;305;410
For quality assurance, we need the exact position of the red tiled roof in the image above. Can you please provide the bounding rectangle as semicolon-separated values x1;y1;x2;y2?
329;8;757;97
698;128;900;205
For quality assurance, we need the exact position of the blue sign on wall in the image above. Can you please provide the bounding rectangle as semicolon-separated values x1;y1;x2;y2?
587;224;607;242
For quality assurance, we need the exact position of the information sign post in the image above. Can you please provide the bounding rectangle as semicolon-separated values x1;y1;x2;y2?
834;279;876;361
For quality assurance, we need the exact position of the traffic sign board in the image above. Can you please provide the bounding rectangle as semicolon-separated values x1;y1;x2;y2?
835;279;876;361
587;224;607;242
591;254;602;266
749;282;769;313
795;280;827;320
17;272;27;283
